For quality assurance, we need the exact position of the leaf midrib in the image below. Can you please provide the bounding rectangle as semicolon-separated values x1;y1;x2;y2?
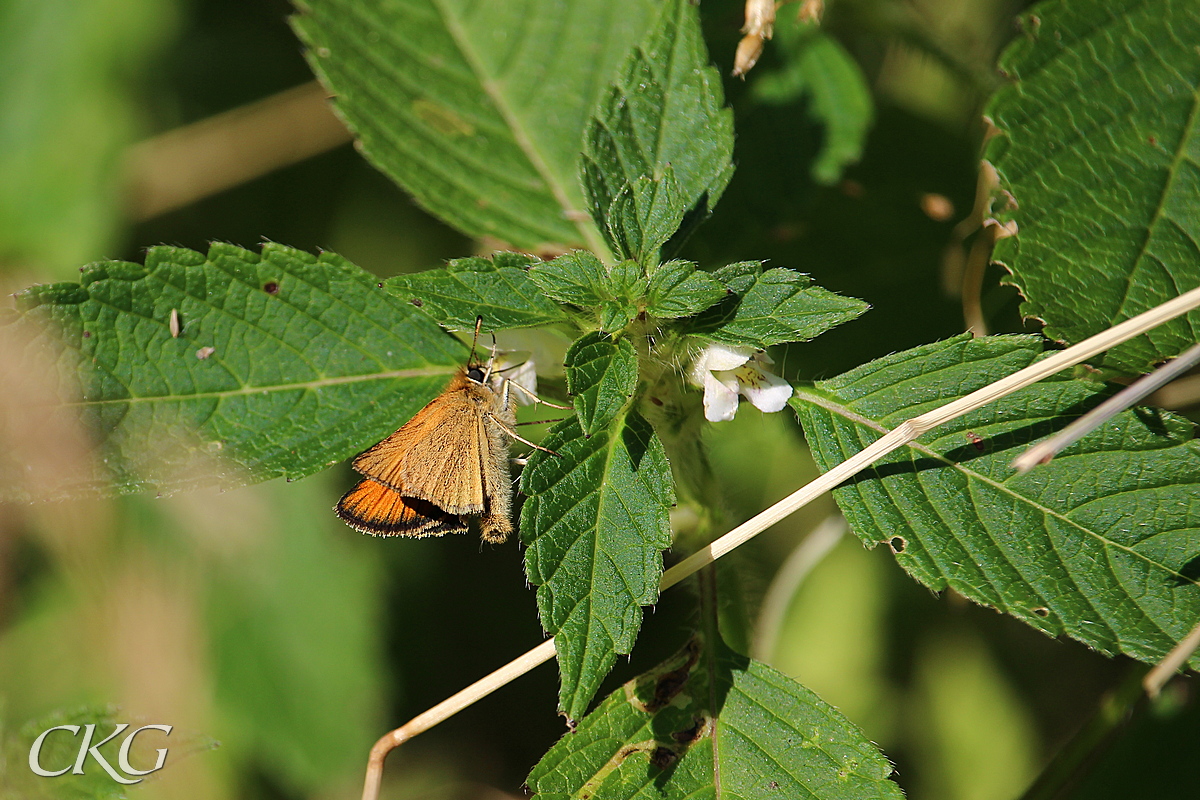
1109;62;1200;327
429;0;607;255
59;366;456;408
792;386;1200;587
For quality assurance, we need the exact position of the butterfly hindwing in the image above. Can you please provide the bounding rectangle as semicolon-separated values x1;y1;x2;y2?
335;478;468;537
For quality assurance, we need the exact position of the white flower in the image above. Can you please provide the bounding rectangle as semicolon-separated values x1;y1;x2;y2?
688;343;793;422
488;354;539;405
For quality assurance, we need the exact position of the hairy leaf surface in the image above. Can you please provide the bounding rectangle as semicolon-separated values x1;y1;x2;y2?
292;0;659;252
792;334;1200;667
688;265;869;348
521;413;674;720
987;0;1200;374
4;243;461;499
581;0;735;263
565;332;639;436
528;634;903;800
385;252;568;331
645;260;728;319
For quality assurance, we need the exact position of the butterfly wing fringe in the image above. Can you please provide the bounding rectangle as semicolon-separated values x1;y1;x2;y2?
336;478;468;537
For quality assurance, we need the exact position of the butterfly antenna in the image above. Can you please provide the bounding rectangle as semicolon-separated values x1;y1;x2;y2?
483;332;501;382
469;316;483;366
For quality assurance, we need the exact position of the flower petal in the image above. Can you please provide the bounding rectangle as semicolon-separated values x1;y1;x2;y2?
734;363;793;412
702;370;741;421
504;358;539;405
693;342;753;376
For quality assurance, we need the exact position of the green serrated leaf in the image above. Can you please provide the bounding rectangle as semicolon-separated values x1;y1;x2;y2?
598;301;638;333
791;334;1200;669
292;0;661;254
646;259;728;318
521;412;674;720
528;252;645;331
580;0;735;261
384;252;568;330
606;258;648;300
753;28;873;185
605;165;688;267
986;0;1200;374
527;633;903;800
688;266;869;348
564;332;638;435
528;251;609;308
3;243;462;499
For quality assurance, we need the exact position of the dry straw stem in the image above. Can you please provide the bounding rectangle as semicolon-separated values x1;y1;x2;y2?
1143;617;1200;699
361;284;1200;800
124;81;351;221
1012;341;1200;472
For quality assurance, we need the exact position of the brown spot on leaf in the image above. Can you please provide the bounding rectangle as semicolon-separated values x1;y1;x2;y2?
263;281;280;294
646;638;701;712
650;746;679;770
411;297;424;307
670;716;707;745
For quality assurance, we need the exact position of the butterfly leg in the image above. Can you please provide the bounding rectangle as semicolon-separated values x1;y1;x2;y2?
506;377;572;410
487;413;560;456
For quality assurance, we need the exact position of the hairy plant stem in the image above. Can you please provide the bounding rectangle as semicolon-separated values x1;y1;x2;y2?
636;327;725;551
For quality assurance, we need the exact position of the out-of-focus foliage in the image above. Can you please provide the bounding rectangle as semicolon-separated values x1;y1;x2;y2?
0;0;177;278
3;1;1199;800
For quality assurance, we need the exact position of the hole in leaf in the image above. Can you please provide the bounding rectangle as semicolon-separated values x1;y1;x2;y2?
888;536;907;554
1032;607;1050;618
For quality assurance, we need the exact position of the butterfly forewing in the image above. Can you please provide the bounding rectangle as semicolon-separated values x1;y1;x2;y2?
351;381;488;514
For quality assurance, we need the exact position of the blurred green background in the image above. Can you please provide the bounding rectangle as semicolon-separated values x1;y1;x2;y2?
2;1;1196;799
